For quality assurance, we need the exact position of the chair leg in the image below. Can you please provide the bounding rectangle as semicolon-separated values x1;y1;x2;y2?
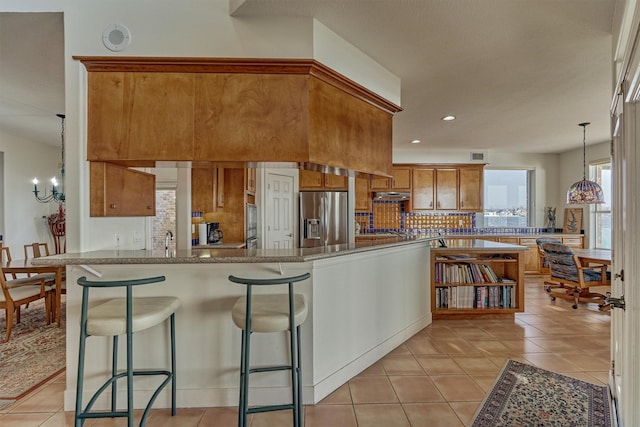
5;305;14;342
170;313;177;416
75;323;87;426
289;325;298;427
238;328;251;427
296;325;303;427
111;336;119;412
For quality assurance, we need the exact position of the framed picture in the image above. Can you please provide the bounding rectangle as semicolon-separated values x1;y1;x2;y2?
563;208;583;234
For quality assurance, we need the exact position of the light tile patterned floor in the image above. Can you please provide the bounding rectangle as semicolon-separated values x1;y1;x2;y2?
0;277;611;426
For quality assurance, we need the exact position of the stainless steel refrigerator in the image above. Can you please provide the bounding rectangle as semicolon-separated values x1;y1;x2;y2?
299;191;348;248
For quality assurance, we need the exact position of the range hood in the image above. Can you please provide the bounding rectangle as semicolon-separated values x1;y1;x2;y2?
374;191;411;200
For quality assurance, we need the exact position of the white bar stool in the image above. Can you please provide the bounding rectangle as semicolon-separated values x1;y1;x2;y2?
74;275;180;427
229;272;310;427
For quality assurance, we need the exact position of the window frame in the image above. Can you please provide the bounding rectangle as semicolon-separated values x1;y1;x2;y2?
591;160;611;249
482;168;534;228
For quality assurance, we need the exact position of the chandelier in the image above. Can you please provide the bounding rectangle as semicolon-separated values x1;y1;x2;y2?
566;122;604;204
32;114;66;203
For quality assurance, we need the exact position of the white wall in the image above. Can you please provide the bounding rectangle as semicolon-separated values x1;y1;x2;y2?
0;129;61;252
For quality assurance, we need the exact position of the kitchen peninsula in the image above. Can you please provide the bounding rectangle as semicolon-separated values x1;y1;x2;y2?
35;237;431;411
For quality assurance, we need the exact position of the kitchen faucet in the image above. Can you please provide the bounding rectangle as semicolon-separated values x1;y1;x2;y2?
165;230;174;250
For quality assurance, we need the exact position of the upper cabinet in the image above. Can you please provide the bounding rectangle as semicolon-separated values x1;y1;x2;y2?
459;166;483;211
355;175;371;212
299;170;348;191
408;164;484;212
370;167;411;191
90;162;155;217
411;168;435;210
79;57;402;177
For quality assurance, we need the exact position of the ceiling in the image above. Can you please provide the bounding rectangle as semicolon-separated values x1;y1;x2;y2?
0;2;616;154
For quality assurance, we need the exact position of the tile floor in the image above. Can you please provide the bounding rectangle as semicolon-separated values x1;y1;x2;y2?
0;276;611;426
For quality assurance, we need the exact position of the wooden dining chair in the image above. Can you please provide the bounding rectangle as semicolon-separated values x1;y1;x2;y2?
0;270;50;341
23;242;61;323
24;242;51;260
0;247;19;279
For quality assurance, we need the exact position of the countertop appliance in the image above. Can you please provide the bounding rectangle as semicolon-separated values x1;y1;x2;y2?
299;191;348;248
246;203;258;249
207;222;223;244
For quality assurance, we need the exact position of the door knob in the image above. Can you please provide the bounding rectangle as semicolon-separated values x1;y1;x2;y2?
286;233;293;237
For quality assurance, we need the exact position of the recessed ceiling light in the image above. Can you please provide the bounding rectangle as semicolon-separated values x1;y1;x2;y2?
411;139;421;144
442;115;456;121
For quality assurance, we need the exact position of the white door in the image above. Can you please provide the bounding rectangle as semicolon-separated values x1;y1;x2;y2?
611;89;640;425
266;173;295;249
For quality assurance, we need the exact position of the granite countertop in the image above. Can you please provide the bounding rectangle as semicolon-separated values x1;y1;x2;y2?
192;241;246;249
31;235;436;266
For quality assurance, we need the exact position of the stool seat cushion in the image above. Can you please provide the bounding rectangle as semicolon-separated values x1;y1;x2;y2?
86;297;181;336
232;294;307;333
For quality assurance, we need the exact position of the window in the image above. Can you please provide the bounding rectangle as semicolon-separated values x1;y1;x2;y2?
592;161;611;249
483;169;532;227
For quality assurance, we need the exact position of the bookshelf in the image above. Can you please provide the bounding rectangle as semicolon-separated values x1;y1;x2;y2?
430;240;526;319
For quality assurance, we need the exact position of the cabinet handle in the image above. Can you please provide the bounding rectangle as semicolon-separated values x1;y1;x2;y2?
437;201;440;208
147;205;152;210
460;201;464;208
430;201;433;208
109;203;117;209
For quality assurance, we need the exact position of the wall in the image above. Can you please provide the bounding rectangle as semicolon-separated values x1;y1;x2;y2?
0;129;60;252
1;0;402;253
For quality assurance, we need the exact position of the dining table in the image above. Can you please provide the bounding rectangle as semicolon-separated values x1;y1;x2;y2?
573;248;612;285
1;258;65;326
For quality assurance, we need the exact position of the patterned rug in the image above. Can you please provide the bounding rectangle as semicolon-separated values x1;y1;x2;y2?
472;359;612;427
0;298;66;401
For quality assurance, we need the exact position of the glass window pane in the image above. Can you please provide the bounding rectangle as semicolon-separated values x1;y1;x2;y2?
483;169;529;227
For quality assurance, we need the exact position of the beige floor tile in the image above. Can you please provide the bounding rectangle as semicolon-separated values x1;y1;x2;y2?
197;407;239;426
304;404;357;427
499;338;547;353
387;343;413;356
381;355;425;375
451;356;501;375
415;354;465;375
0;412;55;426
402;402;465;427
349;377;398;404
556;352;610;371
469;374;499;393
318;382;352;404
358;361;386;376
8;382;65;413
146;408;204;426
449;401;482;427
404;337;445;355
430;339;479;355
522;352;582;372
467;339;511;354
353;403;410;427
40;411;75;427
250;409;296;427
430;375;486;401
388;376;444;403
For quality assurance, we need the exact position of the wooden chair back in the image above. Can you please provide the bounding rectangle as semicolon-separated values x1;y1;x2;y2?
0;269;50;341
0;246;12;263
24;242;51;259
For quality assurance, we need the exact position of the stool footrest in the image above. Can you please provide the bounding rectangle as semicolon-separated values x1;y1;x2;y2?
249;365;292;374
247;403;295;415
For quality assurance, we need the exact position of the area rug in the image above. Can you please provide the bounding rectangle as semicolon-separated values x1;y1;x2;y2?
472;359;612;427
0;298;66;400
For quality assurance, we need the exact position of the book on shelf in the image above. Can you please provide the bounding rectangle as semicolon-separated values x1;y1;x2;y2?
436;285;514;310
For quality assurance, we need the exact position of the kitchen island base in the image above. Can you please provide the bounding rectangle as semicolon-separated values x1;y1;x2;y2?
62;242;430;411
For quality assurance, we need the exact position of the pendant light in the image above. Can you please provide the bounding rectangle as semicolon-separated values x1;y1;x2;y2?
566;122;604;204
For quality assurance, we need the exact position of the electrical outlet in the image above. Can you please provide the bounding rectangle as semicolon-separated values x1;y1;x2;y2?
115;233;121;247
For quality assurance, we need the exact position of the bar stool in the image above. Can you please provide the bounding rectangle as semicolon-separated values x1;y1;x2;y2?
229;272;310;427
75;275;180;427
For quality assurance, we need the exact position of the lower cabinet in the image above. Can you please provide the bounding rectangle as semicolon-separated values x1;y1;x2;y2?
90;162;155;217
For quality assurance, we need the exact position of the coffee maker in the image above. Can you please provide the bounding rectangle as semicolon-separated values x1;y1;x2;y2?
206;222;223;244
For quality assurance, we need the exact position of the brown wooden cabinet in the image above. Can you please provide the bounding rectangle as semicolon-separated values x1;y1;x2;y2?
299;170;323;190
216;167;225;209
324;174;348;189
191;166;215;213
246;167;257;194
435;168;458;210
412;168;435;210
299;170;348;190
391;168;411;190
459;166;483;211
370;175;390;190
90;162;155;217
355;175;371;212
518;238;541;274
